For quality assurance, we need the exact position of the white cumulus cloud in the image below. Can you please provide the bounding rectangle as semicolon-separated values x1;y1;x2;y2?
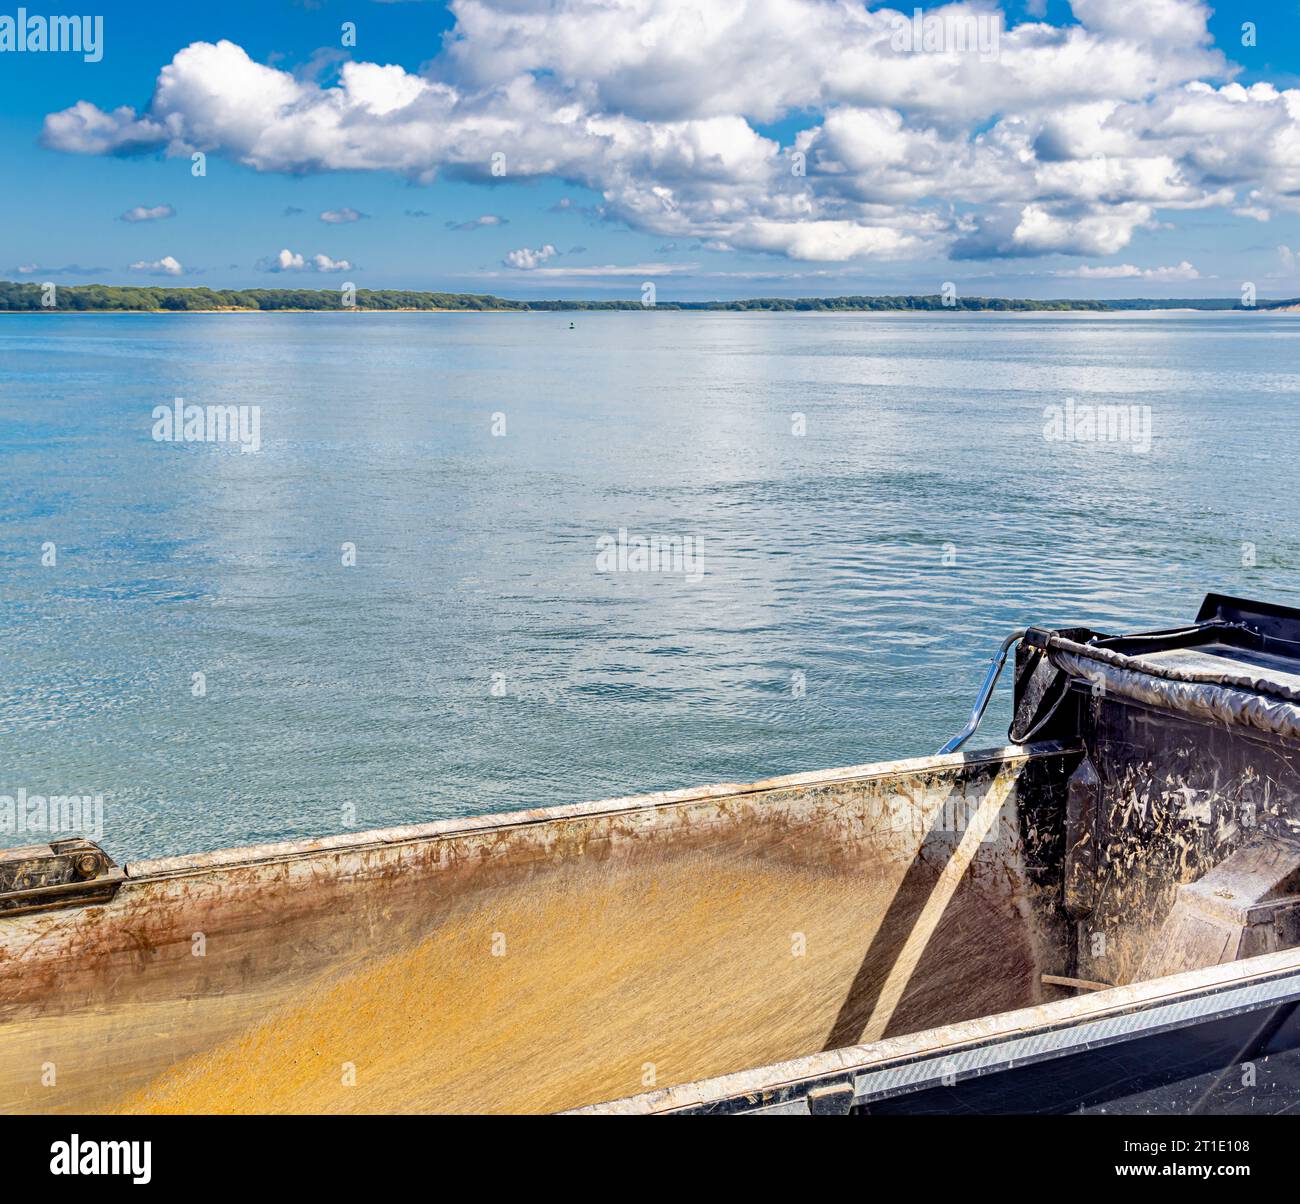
128;255;184;275
35;1;1299;265
503;244;558;269
1055;260;1200;280
257;248;353;272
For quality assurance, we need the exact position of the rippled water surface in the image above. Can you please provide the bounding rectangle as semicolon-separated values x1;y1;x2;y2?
1;311;1297;858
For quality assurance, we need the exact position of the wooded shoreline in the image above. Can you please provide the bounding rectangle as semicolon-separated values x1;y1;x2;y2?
0;281;1289;313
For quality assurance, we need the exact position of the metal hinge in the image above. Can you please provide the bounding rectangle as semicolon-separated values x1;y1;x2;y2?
0;839;124;917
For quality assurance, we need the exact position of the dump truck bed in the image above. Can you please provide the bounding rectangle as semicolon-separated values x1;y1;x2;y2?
0;744;1073;1114
8;594;1300;1115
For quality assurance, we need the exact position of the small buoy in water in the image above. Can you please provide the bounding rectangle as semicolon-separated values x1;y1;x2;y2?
569;322;575;329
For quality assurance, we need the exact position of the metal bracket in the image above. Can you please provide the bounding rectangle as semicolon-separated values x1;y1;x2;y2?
0;839;124;917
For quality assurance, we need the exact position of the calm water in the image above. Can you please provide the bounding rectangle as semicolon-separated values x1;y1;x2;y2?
1;311;1297;859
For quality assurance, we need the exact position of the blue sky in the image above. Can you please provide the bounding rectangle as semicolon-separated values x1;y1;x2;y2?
4;0;1300;299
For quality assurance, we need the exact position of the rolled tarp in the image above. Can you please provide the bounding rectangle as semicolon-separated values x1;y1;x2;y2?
1043;634;1300;743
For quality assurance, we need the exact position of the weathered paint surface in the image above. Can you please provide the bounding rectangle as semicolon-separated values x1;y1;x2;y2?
1069;699;1300;987
1137;834;1300;978
0;745;1066;1114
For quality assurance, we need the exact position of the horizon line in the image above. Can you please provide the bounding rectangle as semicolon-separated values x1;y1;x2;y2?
0;280;1291;310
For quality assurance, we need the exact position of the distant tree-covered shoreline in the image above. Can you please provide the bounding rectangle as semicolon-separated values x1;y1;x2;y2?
0;281;1284;313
